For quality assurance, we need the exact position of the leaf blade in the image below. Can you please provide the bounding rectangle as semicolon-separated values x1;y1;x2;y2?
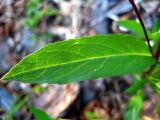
2;34;155;84
124;91;143;120
29;106;54;120
125;80;146;94
152;19;160;33
117;20;151;39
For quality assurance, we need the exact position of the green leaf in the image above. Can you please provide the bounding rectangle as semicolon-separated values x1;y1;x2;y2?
150;80;160;96
124;91;143;120
29;106;54;120
24;18;34;28
125;79;146;94
117;20;151;39
152;19;160;33
150;79;160;92
148;64;160;96
151;30;160;41
25;0;40;17
6;95;29;120
150;64;160;78
85;111;99;120
43;8;58;17
2;34;155;84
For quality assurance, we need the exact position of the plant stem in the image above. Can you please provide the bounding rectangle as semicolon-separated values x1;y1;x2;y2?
129;0;160;78
129;0;154;57
155;42;160;63
142;63;157;78
142;42;160;77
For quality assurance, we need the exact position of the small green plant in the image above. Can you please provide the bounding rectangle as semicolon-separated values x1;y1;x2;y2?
22;0;58;41
24;0;58;29
1;0;160;119
5;95;29;120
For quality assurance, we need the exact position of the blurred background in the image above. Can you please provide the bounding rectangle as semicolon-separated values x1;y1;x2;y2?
0;0;160;120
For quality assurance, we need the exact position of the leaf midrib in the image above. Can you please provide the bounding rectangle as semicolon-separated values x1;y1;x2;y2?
3;53;153;79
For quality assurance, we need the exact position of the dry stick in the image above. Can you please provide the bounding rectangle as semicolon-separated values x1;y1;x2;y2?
129;0;154;58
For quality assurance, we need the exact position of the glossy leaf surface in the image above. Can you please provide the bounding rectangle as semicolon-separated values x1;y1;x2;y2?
2;34;155;84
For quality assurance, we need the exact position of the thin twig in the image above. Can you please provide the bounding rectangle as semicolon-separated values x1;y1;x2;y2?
129;0;154;57
155;42;160;63
142;63;157;78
